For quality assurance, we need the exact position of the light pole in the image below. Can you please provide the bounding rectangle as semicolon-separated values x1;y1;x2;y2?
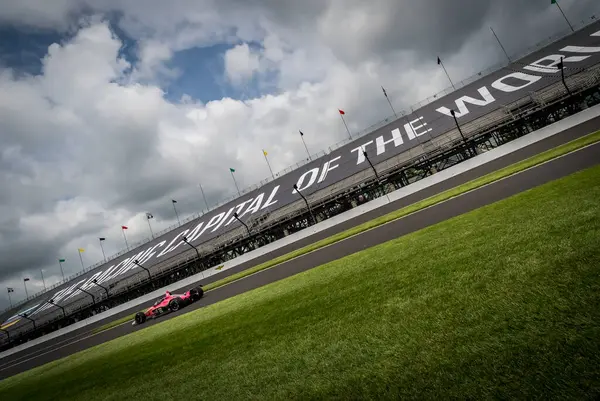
19;313;36;330
47;299;66;318
182;236;205;278
77;287;96;305
91;279;109;299
449;109;466;142
363;150;380;181
293;184;316;225
233;212;251;236
40;270;46;291
558;57;571;96
133;260;152;280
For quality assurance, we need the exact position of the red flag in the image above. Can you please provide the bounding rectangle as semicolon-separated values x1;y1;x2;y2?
121;225;128;230
338;109;345;115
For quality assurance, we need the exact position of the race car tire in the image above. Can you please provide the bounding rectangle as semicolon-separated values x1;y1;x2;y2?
190;287;204;301
169;298;181;312
135;312;146;324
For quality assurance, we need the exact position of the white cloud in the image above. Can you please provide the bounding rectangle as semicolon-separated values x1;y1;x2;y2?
224;43;262;85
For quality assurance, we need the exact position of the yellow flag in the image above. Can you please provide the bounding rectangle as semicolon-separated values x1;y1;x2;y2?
263;149;268;156
78;248;85;253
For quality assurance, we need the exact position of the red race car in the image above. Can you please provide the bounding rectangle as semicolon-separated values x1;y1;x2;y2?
134;286;204;325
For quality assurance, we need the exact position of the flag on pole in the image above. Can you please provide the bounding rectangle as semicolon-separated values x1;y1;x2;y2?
382;86;388;97
229;168;236;173
299;130;304;136
172;199;177;204
121;225;128;230
24;278;30;282
551;0;556;3
338;109;345;115
59;258;66;263
146;213;153;219
8;288;14;293
263;149;268;156
437;56;441;65
99;237;106;241
78;248;85;253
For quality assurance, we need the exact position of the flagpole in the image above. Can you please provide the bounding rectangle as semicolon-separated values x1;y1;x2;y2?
490;27;511;63
99;238;107;262
78;250;85;271
339;111;352;140
299;131;311;161
122;227;129;251
7;288;12;308
172;200;181;226
263;150;275;179
552;0;574;32
381;86;397;118
40;270;46;291
23;279;29;299
58;259;65;281
146;215;154;239
230;170;241;196
437;57;456;90
198;183;209;214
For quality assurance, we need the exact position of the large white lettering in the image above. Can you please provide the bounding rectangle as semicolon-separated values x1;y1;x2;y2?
350;140;373;165
240;193;264;218
376;129;404;156
318;156;341;183
260;185;280;210
224;199;254;226
491;72;541;93
64;273;103;301
198;212;226;238
95;264;118;285
157;230;189;257
212;206;236;232
561;45;600;53
404;117;432;140
185;222;205;243
293;168;319;193
436;87;495;118
139;241;166;265
524;54;589;73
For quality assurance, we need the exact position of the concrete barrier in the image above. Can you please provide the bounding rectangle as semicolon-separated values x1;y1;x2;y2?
2;103;599;359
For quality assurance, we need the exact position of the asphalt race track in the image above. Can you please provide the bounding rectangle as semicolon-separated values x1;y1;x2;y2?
1;121;600;380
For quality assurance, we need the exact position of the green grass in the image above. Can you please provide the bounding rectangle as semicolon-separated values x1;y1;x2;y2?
1;163;599;400
89;129;600;336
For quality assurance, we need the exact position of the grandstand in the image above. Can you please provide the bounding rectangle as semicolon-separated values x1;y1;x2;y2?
2;17;600;350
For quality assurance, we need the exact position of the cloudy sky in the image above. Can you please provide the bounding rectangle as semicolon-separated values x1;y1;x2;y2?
0;0;597;310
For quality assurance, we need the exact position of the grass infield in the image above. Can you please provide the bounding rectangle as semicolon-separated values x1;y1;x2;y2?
90;129;600;335
1;162;599;400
